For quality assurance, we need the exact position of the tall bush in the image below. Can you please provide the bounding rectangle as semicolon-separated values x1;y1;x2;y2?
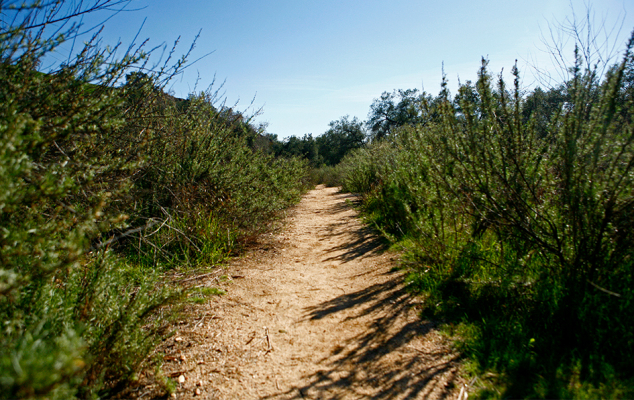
0;2;309;398
0;3;180;397
338;34;634;397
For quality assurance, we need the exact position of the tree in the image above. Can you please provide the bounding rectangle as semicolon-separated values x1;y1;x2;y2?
367;88;439;141
289;134;318;158
520;85;568;138
316;115;366;165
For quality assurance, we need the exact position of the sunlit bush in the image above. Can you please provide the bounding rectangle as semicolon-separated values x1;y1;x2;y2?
337;35;634;398
0;2;308;398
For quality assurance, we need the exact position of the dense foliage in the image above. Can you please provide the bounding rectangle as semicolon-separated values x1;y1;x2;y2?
271;115;367;167
0;2;308;398
331;39;634;398
367;88;442;141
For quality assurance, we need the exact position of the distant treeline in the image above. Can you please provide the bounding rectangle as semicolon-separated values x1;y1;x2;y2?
274;79;586;170
257;115;365;167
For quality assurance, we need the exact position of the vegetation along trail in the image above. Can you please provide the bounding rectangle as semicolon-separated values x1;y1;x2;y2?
133;185;463;399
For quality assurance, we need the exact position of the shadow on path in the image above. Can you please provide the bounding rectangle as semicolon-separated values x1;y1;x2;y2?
262;189;459;399
320;193;389;263
265;277;458;400
321;226;388;264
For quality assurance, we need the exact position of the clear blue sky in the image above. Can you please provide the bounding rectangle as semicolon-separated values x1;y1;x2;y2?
50;0;634;138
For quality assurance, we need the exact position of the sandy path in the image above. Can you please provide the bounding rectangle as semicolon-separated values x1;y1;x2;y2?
131;186;462;400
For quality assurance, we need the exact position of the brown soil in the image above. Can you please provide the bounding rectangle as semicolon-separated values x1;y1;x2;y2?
127;185;463;400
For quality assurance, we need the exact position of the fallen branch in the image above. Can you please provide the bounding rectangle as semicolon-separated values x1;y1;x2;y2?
92;219;161;250
588;280;622;298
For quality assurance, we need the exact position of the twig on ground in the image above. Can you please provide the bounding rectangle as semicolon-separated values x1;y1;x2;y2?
458;385;467;400
265;327;273;352
177;272;217;284
245;331;257;345
167;368;195;378
458;376;479;400
194;314;210;329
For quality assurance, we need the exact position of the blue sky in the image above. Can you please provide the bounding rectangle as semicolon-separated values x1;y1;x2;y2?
48;0;634;138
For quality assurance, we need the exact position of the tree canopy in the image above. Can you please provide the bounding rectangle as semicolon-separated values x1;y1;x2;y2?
367;88;441;141
316;115;366;165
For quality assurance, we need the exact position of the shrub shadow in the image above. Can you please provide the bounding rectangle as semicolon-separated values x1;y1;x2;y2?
263;275;459;400
321;226;388;264
319;191;389;263
261;188;459;399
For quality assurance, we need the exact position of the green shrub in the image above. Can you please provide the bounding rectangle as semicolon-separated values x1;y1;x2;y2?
0;2;308;398
309;165;341;187
122;89;309;268
339;35;634;398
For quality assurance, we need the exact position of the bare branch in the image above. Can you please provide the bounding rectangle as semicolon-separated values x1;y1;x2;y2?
527;2;628;88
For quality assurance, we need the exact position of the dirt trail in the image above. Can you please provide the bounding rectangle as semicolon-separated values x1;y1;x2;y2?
133;186;462;400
